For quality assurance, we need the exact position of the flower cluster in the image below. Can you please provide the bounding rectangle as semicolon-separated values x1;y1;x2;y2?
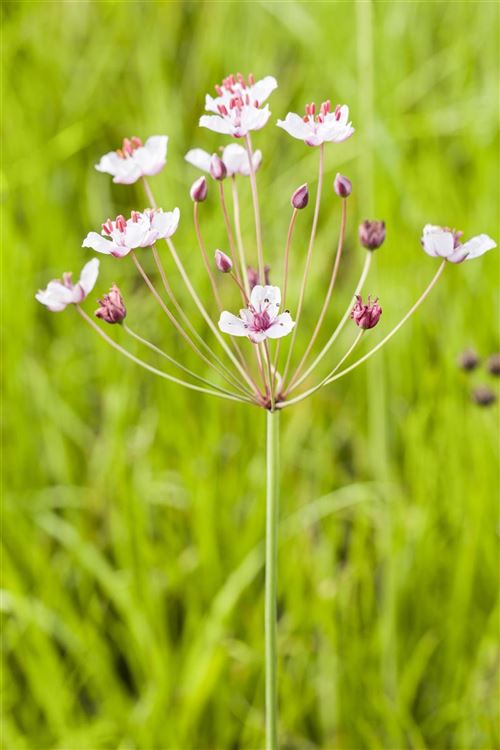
36;72;496;410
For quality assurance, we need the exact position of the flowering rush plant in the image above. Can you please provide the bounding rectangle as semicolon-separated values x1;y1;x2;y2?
37;72;496;748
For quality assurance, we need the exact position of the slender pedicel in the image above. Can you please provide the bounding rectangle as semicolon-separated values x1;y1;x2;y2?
286;196;348;393
281;261;446;408
281;143;325;386
245;133;265;283
166;236;260;394
194;202;223;309
264;341;275;411
289;252;373;392
123;323;250;400
272;205;299;389
132;251;250;396
218;181;245;297
230;176;251;298
77;307;254;405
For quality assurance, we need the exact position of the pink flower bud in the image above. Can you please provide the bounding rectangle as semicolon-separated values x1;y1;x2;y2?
350;295;382;329
359;220;386;250
190;176;208;202
209;154;227;181
457;348;479;371
472;385;496;407
247;265;271;290
487;353;500;376
95;284;126;324
334;173;352;198
215;249;232;273
291;183;309;210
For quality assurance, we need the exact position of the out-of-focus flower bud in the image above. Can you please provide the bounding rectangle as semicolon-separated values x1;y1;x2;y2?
487;353;500;376
350;295;382;329
333;173;352;198
247;265;270;290
215;249;232;273
457;348;479;371
190;176;208;202
472;385;496;407
359;220;386;250
209;154;227;181
291;183;309;210
95;284;126;324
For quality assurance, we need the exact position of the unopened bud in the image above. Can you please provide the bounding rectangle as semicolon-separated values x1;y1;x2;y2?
209;154;227;181
215;249;232;273
247;265;270;290
190;176;208;202
487;353;500;376
359;220;386;250
458;348;479;372
472;385;496;407
334;173;352;198
95;284;126;324
350;295;382;329
291;183;309;210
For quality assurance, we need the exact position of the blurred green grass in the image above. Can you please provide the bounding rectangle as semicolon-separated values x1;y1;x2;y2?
2;1;499;748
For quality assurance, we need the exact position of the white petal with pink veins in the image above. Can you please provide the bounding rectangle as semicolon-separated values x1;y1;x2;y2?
250;285;281;313
462;234;496;260
218;311;250;336
249;76;278;105
78;258;99;295
276;113;313;141
82;232;115;255
185;148;212;172
421;228;455;258
199;115;234;135
266;313;296;339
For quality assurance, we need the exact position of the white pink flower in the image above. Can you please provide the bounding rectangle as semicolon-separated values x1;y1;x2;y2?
218;285;295;343
185;144;262;177
95;135;168;184
35;258;99;312
277;101;354;147
82;208;180;258
421;225;496;263
199;73;277;138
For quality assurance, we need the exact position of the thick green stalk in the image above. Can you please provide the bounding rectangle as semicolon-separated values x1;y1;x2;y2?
265;409;279;749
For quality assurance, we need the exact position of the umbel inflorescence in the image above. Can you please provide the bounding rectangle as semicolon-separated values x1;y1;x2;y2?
36;73;496;410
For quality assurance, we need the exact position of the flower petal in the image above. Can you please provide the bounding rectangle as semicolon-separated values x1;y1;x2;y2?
218;311;250;336
265;312;296;339
35;281;74;312
250;75;278;105
276;113;313;141
151;207;180;239
250;285;281;312
82;231;115;255
199;115;234;135
461;234;496;261
240;105;271;133
185;148;212;173
78;258;100;296
133;135;168;176
421;229;454;258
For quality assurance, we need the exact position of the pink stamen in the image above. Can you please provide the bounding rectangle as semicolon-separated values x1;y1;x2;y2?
131;211;140;223
248;72;254;85
122;138;133;156
131;136;142;148
102;219;113;235
334;104;341;121
218;103;228;115
215;84;223;96
115;215;127;233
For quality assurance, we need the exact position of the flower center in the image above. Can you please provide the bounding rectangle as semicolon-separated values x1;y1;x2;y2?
303;101;341;124
250;309;271;332
116;136;142;159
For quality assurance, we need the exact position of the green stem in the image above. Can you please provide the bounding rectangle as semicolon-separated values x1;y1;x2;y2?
265;409;279;749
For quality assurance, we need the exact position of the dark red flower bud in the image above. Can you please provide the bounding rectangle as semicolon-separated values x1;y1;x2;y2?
291;183;309;209
359;220;386;250
472;386;496;407
95;284;126;324
190;176;208;202
209;154;227;181
350;295;382;329
215;249;232;273
247;265;270;290
333;173;352;198
487;353;500;376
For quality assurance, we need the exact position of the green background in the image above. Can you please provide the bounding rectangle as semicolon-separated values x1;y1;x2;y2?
3;1;499;748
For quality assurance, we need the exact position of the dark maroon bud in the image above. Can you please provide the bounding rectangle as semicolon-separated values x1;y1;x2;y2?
215;249;232;273
487;353;500;376
190;176;208;202
359;220;386;250
291;183;309;210
472;386;496;407
457;348;480;372
350;295;382;329
333;173;352;198
95;284;126;324
247;265;271;290
209;154;227;181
